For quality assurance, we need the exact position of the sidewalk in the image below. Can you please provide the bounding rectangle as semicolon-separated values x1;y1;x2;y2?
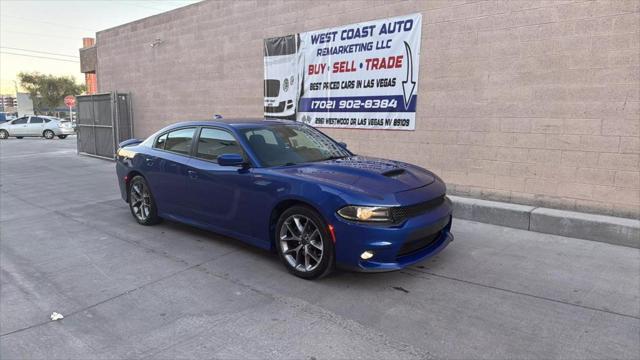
450;195;640;248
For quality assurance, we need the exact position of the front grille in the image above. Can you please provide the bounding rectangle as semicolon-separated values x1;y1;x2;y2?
397;232;441;257
264;101;286;113
264;79;280;97
390;195;446;223
396;215;451;258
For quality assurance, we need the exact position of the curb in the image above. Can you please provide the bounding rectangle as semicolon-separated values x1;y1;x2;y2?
449;195;640;248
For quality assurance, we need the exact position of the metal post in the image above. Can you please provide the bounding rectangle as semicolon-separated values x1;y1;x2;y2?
128;93;134;138
110;92;117;160
92;94;97;157
113;92;120;151
75;97;80;155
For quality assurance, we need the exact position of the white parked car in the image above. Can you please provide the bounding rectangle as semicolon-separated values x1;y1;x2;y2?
0;115;75;140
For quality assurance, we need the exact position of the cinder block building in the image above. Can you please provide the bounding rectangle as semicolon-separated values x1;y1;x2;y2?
80;0;640;218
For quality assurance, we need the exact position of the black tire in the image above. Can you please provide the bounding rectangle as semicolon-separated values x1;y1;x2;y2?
128;176;161;225
58;135;68;139
0;130;8;139
275;205;335;279
43;130;54;139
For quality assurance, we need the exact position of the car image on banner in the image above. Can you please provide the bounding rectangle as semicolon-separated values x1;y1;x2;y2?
264;13;422;130
263;34;303;120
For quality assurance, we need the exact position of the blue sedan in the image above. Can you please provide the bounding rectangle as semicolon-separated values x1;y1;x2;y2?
116;119;453;279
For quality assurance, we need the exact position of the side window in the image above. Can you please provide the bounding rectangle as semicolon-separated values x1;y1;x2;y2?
154;133;168;149
12;117;28;125
164;128;195;155
44;118;51;123
30;117;44;124
196;128;243;161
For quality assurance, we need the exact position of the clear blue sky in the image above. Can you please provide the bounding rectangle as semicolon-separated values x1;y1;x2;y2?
0;0;201;94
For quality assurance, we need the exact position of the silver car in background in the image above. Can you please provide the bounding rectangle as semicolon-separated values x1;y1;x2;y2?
0;115;75;140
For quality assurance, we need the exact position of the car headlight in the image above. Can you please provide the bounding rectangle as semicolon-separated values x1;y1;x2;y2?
283;78;289;92
337;206;392;222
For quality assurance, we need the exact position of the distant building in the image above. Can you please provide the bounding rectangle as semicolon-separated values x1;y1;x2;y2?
0;95;17;112
81;38;98;94
16;93;34;116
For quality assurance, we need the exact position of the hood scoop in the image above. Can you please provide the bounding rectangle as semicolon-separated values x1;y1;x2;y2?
382;168;405;178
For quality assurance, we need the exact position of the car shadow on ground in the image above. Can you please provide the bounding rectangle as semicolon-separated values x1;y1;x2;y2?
143;211;444;290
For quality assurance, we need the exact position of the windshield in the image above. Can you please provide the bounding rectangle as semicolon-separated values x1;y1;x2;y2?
240;124;350;167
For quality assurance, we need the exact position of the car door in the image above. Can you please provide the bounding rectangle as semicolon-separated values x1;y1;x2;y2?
26;116;46;136
184;127;259;237
142;127;196;218
8;117;29;135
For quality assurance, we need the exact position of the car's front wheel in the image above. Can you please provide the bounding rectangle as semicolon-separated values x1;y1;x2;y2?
58;135;67;139
128;176;161;225
0;130;8;139
275;206;335;279
43;130;54;139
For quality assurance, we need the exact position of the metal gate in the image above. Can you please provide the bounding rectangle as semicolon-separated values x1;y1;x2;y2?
76;92;133;160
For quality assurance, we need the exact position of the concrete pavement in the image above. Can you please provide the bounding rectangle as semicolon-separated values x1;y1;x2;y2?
1;138;639;359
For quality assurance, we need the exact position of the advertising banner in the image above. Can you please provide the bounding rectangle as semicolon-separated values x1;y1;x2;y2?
264;13;422;130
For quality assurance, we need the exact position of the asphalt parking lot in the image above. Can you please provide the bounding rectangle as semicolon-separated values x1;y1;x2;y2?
1;138;639;359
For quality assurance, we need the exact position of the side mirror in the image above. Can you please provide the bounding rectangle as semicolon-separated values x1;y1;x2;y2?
218;153;245;167
338;142;348;149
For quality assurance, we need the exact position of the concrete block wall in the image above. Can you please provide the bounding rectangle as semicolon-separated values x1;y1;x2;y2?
96;0;640;218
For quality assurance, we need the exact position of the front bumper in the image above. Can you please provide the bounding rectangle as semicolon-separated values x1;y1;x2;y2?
264;99;295;118
332;198;453;272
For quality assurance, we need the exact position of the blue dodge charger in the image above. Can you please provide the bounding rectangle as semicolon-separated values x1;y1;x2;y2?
116;119;453;279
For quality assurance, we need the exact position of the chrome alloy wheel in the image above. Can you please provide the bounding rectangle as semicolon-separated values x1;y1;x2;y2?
130;181;152;222
279;214;324;272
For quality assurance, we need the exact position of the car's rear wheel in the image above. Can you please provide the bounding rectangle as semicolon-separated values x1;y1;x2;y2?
0;130;8;139
276;206;334;279
128;176;161;225
58;135;67;139
43;130;54;139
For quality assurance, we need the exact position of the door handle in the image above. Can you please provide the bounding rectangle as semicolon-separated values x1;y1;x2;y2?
187;170;198;179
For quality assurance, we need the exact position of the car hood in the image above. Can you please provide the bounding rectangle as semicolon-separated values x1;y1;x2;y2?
274;156;436;195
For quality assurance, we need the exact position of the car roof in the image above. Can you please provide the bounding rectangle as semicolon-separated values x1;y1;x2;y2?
163;118;301;130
